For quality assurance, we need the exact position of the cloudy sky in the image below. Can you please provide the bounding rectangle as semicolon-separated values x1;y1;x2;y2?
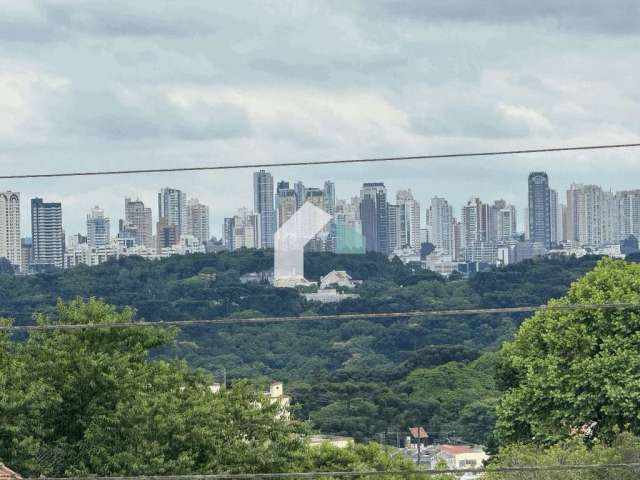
2;0;640;237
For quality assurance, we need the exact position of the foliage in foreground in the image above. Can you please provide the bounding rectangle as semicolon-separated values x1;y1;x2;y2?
496;258;640;446
487;433;640;480
0;298;414;476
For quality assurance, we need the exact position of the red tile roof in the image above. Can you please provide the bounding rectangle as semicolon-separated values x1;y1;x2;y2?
0;465;21;480
438;444;475;455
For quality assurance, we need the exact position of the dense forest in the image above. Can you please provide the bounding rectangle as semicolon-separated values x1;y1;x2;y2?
0;250;605;445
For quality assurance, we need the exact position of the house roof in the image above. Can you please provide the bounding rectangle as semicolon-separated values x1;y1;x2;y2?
437;444;476;455
0;465;21;480
409;426;428;438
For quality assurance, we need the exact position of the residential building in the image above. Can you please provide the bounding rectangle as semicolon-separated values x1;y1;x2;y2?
494;200;517;241
253;170;275;248
124;198;153;248
117;220;138;248
528;172;552;248
31;198;64;270
359;182;388;254
461;197;492;245
431;445;488;470
549;189;559;245
86;205;110;247
157;219;179;250
158;187;187;236
276;181;297;228
223;208;262;250
566;183;615;247
264;381;290;420
293;181;306;209
186;198;210;244
615;189;640;242
0;191;21;270
20;238;32;274
396;190;421;250
429;196;454;254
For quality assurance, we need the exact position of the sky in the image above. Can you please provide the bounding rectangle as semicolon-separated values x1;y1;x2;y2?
1;0;640;237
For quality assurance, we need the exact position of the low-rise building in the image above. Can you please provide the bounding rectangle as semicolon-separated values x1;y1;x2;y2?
0;464;21;480
431;444;488;470
309;435;355;449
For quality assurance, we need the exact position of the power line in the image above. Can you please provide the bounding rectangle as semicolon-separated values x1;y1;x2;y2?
1;142;639;179
14;463;640;480
1;302;637;333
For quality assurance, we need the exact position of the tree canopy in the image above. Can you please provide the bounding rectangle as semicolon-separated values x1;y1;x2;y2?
496;258;640;446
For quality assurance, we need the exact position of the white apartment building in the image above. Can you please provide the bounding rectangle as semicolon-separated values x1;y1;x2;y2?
566;184;615;248
186;198;210;245
0;191;21;271
396;190;421;250
223;208;262;250
86;206;110;247
429;196;454;255
615;190;640;242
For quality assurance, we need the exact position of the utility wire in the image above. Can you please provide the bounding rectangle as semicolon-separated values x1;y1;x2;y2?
1;302;638;333
14;463;640;480
1;142;639;179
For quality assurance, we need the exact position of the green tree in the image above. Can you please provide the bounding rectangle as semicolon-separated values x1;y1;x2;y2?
496;258;640;446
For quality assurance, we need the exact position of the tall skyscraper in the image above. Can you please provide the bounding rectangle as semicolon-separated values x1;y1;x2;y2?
158;187;187;236
0;191;21;270
396;190;421;250
323;181;336;217
276;182;297;228
429;196;454;254
86;206;110;247
31;198;64;270
528;172;552;248
253;170;275;248
294;181;306;210
549;189;559;246
359;182;388;254
186;198;210;244
124;198;153;248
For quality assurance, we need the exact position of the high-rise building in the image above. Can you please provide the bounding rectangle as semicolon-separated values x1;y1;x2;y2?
253;170;275;248
528;172;552;248
0;191;21;270
323;181;336;217
86;205;110;247
461;196;492;246
223;208;261;250
158;187;187;236
31;198;64;270
124;198;153;248
429;196;454;254
359;183;388;254
615;190;640;243
277;182;297;228
566;184;615;247
156;218;179;250
387;203;405;253
294;181;306;210
549;189;559;245
20;238;32;274
493;200;517;241
186;198;210;244
396;190;421;250
117;220;138;248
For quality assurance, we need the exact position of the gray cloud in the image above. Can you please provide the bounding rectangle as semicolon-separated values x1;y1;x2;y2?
55;88;252;141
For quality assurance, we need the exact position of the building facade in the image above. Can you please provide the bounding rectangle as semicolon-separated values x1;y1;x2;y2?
253;170;275;248
186;198;210;244
528;172;552;248
124;198;153;248
86;205;110;247
0;191;21;270
158;187;187;236
31;198;64;270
